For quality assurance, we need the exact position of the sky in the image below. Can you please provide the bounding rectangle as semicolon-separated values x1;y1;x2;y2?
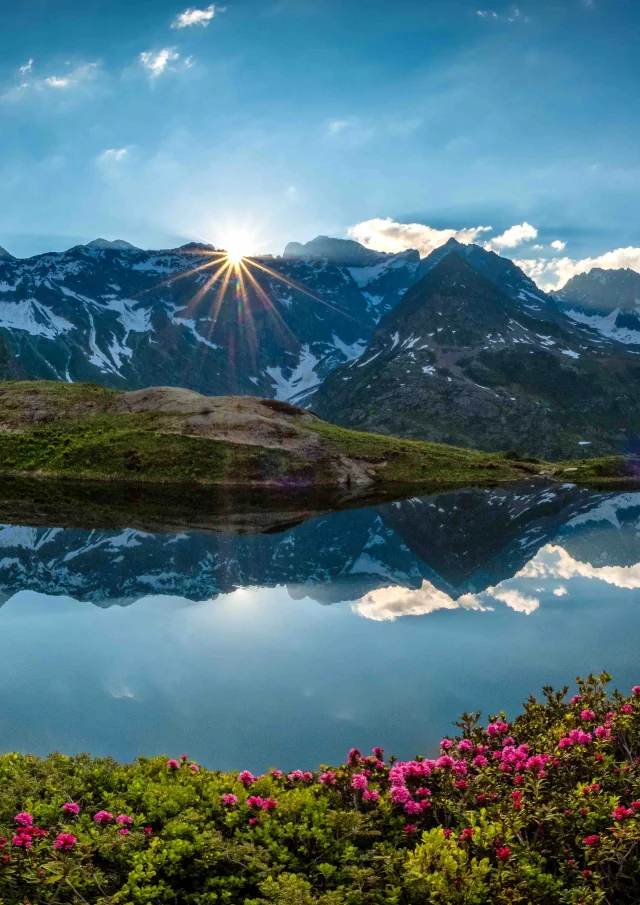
0;0;638;289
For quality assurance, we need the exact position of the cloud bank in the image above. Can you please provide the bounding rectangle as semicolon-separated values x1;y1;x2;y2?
347;216;640;290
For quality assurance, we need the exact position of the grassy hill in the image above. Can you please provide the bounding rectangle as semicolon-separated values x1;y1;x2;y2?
0;381;630;490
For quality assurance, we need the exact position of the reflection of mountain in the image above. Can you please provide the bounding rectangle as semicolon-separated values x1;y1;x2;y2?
1;484;639;608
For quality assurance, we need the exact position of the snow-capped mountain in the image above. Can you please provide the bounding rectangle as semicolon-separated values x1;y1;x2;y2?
0;483;619;608
555;267;640;346
313;247;640;459
0;237;419;402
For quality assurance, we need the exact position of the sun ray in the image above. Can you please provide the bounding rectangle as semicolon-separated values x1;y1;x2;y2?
247;258;356;321
238;260;298;347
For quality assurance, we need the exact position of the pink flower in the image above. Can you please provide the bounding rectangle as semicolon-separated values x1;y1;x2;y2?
584;835;600;847
62;802;80;815
94;811;113;824
116;815;133;825
486;723;500;736
436;755;455;770
53;833;77;850
459;828;475;840
238;770;256;786
262;798;278;811
118;828;129;836
246;796;264;808
351;773;368;791
440;738;454;750
14;813;33;827
612;805;633;820
570;694;581;704
12;833;32;848
472;755;488;768
595;726;611;739
632;686;640;696
189;764;200;773
558;737;573;749
288;769;313;783
404;824;416;835
143;827;153;834
373;746;384;758
248;817;258;826
416;787;431;798
319;771;337;786
222;794;238;806
363;789;379;802
496;846;511;862
581;709;596;721
180;753;188;762
167;759;180;771
391;786;411;804
620;704;633;714
270;770;283;778
404;800;422;815
442;828;452;838
347;748;361;765
454;780;468;790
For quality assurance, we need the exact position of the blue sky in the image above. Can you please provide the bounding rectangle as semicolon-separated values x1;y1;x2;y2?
0;0;638;287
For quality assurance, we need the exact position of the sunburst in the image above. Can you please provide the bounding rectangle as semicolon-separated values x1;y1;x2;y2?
137;235;355;381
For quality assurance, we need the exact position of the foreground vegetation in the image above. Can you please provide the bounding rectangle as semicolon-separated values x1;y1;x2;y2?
0;380;631;489
2;674;640;903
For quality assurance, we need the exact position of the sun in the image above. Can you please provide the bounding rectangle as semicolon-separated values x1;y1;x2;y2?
223;231;254;266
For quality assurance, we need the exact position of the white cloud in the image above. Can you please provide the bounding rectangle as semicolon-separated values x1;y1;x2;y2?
171;4;223;27
515;246;640;291
551;240;566;251
2;62;98;101
347;217;492;257
553;586;568;596
477;7;529;22
327;119;350;135
484;221;538;251
99;148;128;163
139;48;181;78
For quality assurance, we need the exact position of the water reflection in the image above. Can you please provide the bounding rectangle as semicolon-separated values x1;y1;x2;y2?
0;482;639;769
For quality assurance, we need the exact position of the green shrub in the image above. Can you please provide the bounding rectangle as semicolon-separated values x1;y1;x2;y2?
1;673;640;903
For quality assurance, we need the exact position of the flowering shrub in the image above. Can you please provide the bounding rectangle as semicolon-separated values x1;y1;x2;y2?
1;673;640;902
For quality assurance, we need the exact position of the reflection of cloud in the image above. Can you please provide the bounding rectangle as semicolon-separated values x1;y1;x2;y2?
518;545;640;590
107;684;136;699
488;588;539;615
352;581;487;622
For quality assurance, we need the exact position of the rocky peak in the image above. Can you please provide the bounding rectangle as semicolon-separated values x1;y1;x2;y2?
283;235;392;267
0;245;15;261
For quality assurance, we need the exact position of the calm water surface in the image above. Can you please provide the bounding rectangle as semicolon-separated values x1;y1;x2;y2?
1;482;639;771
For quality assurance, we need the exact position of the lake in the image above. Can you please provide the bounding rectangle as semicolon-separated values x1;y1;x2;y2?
0;480;639;772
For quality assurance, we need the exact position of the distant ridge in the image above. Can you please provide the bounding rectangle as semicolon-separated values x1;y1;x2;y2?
85;238;140;251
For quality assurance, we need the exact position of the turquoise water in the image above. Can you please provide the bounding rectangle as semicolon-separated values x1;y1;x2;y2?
0;483;639;771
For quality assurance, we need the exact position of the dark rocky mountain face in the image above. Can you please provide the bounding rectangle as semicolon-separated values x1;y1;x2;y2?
0;238;420;402
555;267;640;346
0;483;627;608
312;252;640;459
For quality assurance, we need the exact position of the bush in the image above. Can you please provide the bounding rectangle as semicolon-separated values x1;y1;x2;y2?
1;673;640;903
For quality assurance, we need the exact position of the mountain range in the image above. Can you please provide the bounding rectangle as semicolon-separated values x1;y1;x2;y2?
0;233;638;458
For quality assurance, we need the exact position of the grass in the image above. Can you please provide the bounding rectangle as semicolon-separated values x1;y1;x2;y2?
0;380;633;490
